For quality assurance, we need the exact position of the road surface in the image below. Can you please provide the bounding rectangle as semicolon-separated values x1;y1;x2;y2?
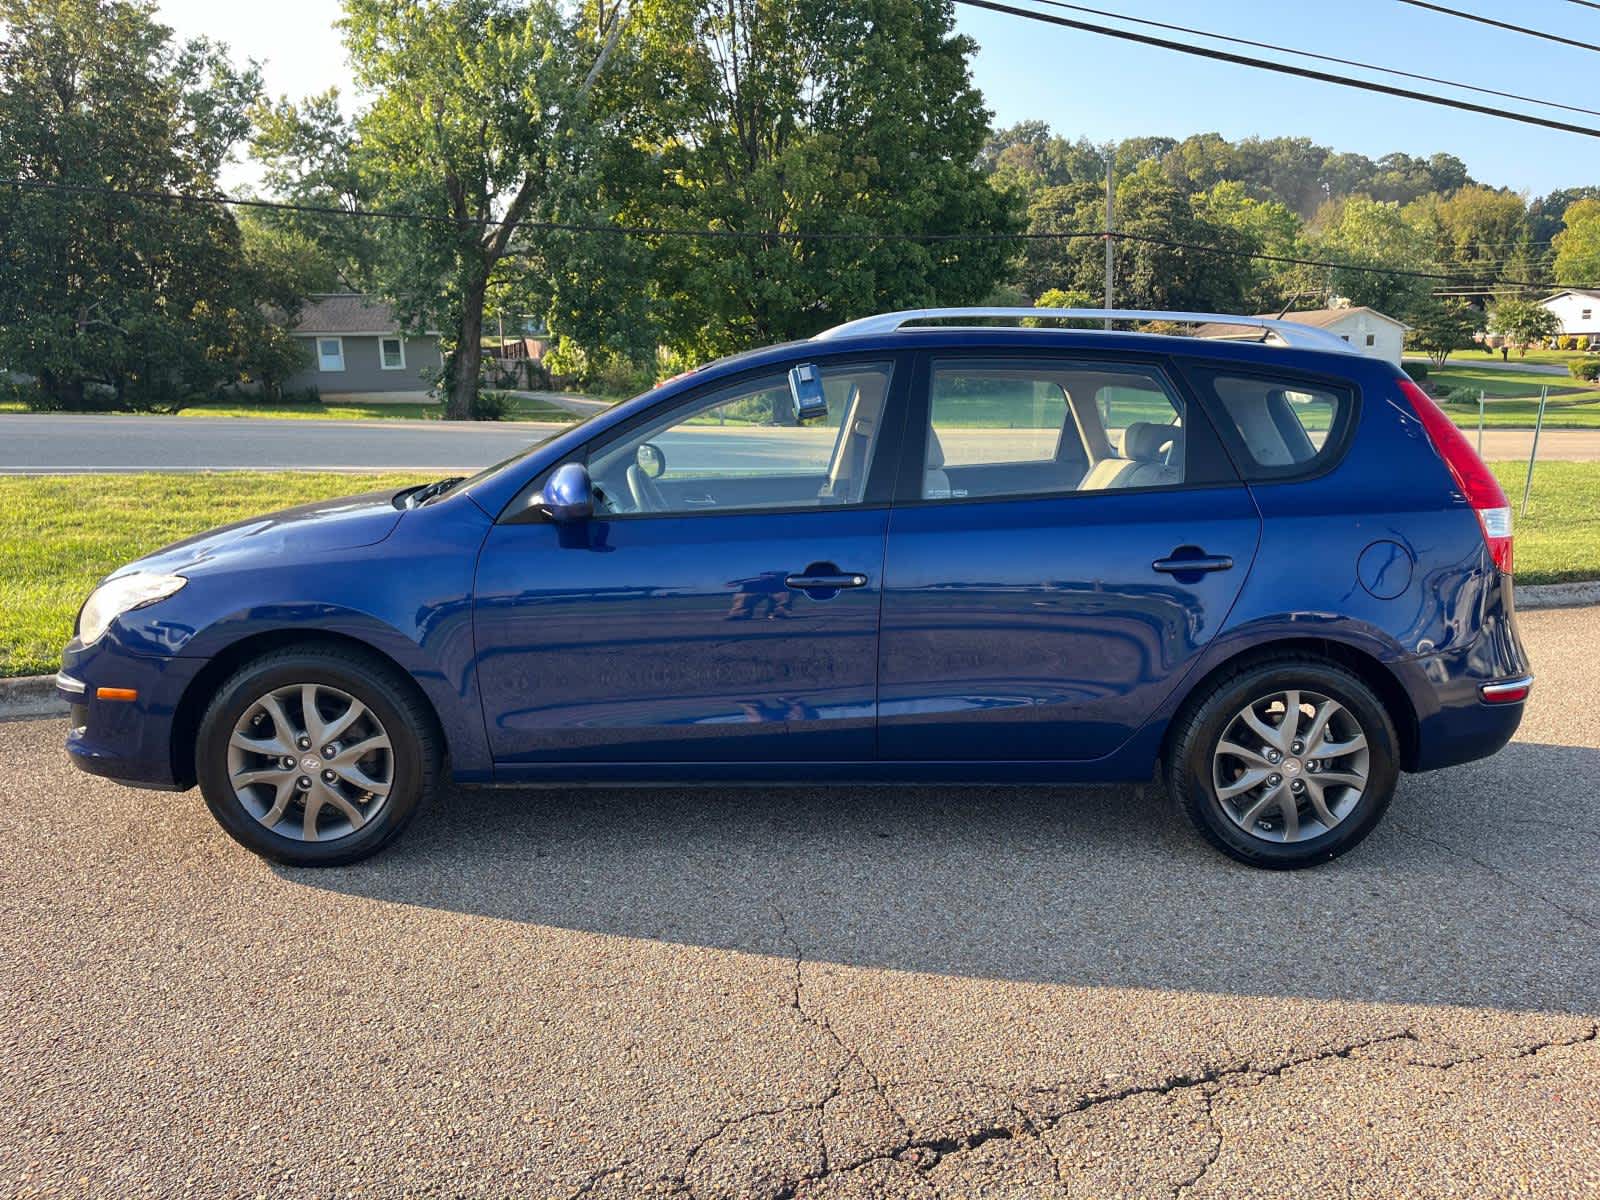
1;607;1597;1197
5;412;1600;473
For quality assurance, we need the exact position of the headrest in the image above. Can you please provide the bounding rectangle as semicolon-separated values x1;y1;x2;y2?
1122;422;1180;462
925;427;946;469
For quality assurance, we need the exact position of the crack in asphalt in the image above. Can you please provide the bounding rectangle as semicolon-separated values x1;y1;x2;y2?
620;1014;1600;1199
1391;821;1600;934
569;902;1600;1200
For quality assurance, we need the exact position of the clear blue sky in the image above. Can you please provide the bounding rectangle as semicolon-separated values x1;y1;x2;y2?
954;0;1598;197
157;0;1598;197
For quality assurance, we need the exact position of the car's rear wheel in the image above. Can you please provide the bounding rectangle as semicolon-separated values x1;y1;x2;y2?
1165;658;1399;869
195;646;440;866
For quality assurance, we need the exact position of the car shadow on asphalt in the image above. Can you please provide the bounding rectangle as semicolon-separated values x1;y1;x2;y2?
289;740;1600;1014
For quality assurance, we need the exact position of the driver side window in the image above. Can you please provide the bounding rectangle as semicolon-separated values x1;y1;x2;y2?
585;362;893;516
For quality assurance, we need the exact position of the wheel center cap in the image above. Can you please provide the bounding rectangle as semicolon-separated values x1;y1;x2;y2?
1283;758;1302;776
300;755;321;773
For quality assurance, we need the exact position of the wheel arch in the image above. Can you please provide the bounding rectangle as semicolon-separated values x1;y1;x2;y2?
169;629;450;789
1158;636;1420;773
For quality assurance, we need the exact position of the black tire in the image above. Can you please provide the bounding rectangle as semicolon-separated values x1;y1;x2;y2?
1164;657;1399;869
195;645;441;866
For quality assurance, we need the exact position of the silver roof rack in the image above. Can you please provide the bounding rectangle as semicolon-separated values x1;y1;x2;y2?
813;307;1360;355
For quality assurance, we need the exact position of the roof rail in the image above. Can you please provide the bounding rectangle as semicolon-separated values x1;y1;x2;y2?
813;307;1360;355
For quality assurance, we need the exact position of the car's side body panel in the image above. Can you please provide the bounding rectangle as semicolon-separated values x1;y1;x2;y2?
60;493;498;786
472;506;890;764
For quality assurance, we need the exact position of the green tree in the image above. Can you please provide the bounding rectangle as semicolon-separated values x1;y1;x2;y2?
1192;181;1306;310
248;89;377;291
335;0;632;419
1312;197;1434;322
623;0;1020;361
1407;299;1482;366
1487;297;1560;356
1554;199;1600;286
0;0;273;409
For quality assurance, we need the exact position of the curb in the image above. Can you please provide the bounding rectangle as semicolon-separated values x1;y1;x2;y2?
3;583;1596;720
0;674;67;720
1516;581;1600;610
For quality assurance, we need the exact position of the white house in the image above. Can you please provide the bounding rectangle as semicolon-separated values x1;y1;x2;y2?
1539;290;1600;345
1194;306;1410;367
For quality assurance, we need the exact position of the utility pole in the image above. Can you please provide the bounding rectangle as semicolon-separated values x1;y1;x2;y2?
1103;150;1115;330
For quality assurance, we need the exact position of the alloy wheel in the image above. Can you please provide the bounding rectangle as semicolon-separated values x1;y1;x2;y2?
226;683;393;842
1210;689;1370;843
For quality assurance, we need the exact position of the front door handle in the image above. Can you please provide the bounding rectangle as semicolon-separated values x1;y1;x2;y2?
1153;550;1234;575
785;572;869;590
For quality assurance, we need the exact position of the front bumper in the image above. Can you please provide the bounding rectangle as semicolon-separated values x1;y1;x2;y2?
58;635;203;791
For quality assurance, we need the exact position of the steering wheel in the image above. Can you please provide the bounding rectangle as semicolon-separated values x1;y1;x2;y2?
627;463;665;513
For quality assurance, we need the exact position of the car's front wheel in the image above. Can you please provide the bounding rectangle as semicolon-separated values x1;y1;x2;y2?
1165;658;1399;869
195;646;440;866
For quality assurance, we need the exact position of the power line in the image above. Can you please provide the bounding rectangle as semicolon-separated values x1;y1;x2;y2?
1559;0;1600;10
953;0;1600;138
1027;0;1600;118
2;174;1586;289
1393;0;1600;53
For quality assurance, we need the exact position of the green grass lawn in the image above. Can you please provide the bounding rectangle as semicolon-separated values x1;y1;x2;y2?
3;464;1596;678
1490;460;1600;585
1427;363;1600;428
0;472;428;678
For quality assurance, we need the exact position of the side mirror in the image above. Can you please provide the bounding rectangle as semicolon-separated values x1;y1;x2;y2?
635;441;666;479
788;363;829;423
536;462;594;523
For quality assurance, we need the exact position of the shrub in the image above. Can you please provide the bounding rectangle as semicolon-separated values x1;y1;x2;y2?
1569;358;1600;382
469;389;517;421
1404;362;1430;383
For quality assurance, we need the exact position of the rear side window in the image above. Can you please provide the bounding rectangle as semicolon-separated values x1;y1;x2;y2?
1199;372;1353;478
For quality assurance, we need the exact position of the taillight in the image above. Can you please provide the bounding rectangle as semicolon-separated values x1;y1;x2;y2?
1398;379;1513;574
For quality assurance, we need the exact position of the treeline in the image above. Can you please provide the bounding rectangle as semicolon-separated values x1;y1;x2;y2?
983;124;1600;332
6;0;1600;418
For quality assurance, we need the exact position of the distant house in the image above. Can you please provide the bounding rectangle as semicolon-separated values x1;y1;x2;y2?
1539;290;1600;345
1194;306;1409;367
282;294;444;397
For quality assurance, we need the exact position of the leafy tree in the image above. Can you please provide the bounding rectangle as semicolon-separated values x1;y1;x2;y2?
1529;186;1600;244
248;89;377;291
0;0;274;409
1311;197;1434;321
336;0;633;419
1192;181;1306;310
1014;161;1253;312
1554;199;1600;286
1409;186;1540;289
1487;297;1561;356
623;0;1020;361
1407;299;1482;366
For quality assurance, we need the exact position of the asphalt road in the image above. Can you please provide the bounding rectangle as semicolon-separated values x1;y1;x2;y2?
2;607;1598;1197
6;412;1600;474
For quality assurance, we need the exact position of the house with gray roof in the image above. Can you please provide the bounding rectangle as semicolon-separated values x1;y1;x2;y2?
1193;306;1410;367
282;294;444;397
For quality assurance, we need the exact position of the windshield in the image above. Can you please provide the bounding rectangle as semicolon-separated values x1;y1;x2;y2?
432;395;640;502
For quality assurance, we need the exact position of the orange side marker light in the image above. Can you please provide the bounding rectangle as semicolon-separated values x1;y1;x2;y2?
95;687;139;702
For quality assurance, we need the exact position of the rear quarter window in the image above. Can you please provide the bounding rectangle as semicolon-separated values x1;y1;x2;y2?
1190;369;1356;480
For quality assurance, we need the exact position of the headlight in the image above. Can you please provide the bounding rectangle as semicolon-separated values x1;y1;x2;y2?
77;573;188;645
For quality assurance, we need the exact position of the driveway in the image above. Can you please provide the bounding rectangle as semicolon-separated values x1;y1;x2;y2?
6;412;1600;473
2;607;1596;1196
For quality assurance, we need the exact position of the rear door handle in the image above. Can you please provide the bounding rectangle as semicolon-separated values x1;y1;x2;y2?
785;572;869;590
1152;552;1234;575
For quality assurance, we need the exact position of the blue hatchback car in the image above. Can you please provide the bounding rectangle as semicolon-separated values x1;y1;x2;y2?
57;308;1531;869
